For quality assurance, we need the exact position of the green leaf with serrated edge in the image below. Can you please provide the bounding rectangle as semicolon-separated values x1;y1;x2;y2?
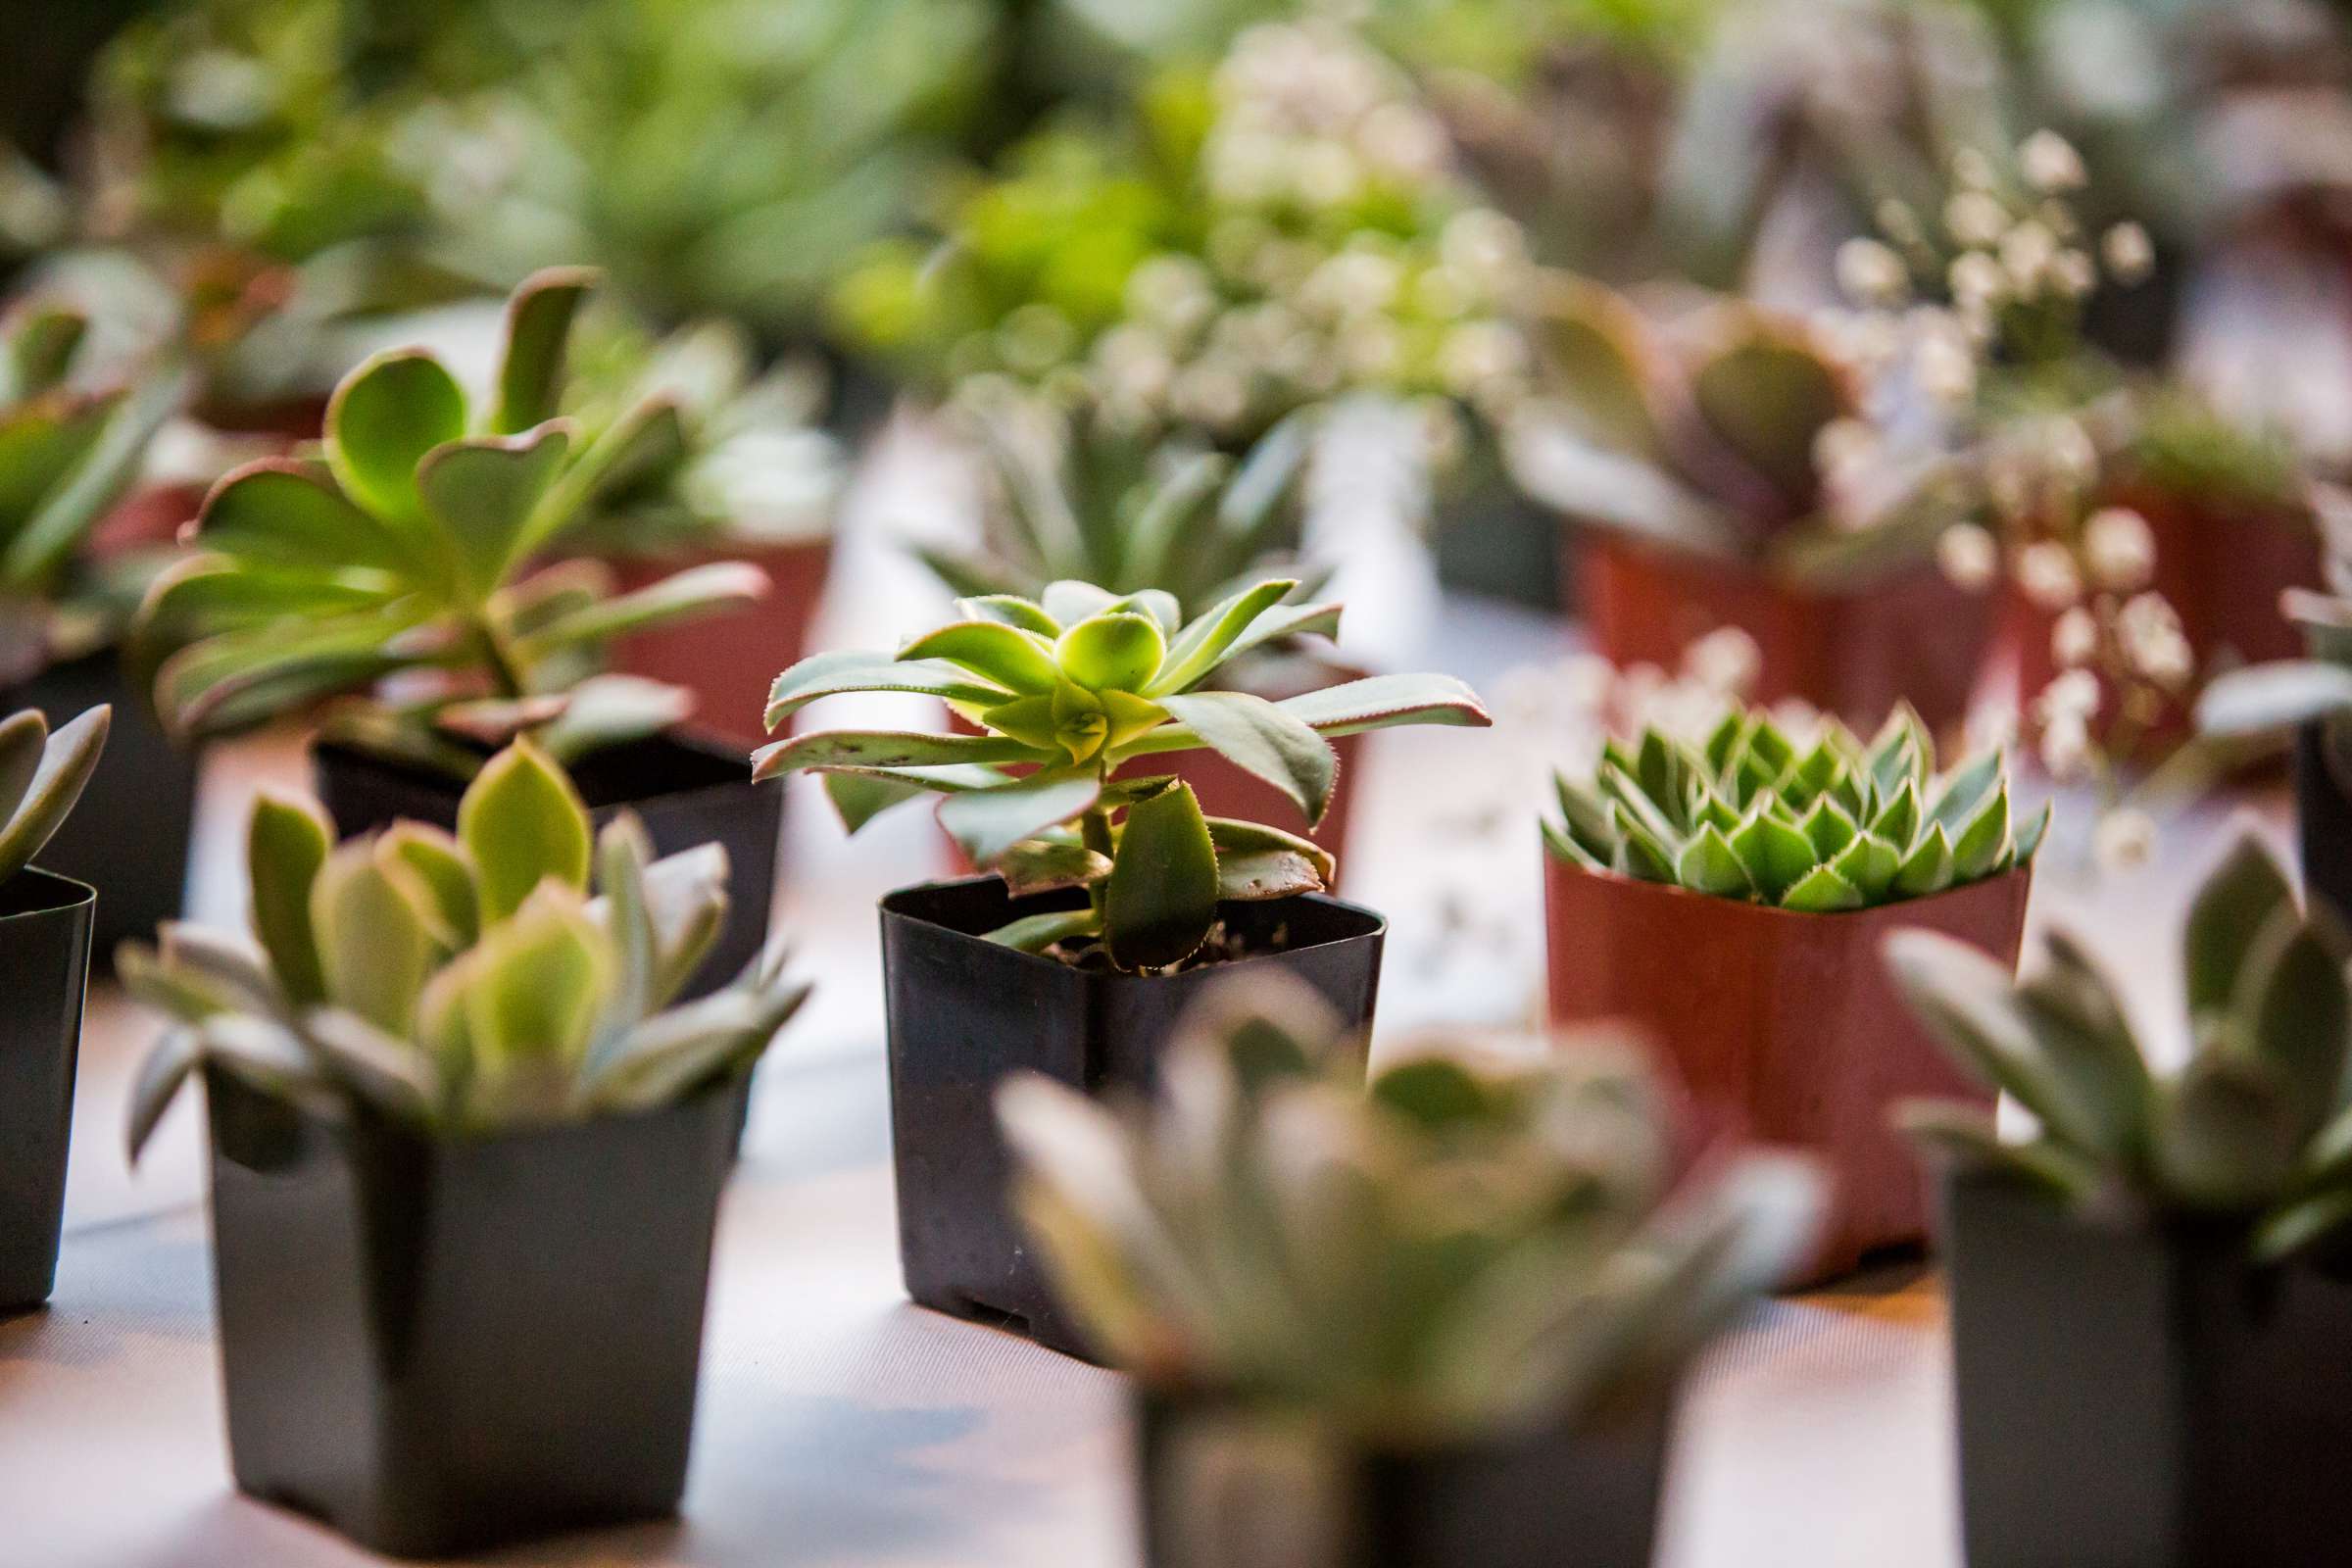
419;426;572;599
0;710;45;830
1545;819;1604;869
1892;823;1955;897
1745;717;1795;777
939;771;1102;867
1830;832;1900;902
753;728;1042;782
1205;816;1336;886
1056;612;1166;692
1797;796;1857;859
2230;906;2352;1139
986;907;1104;953
1677;823;1754;899
1146;579;1298;696
1951;787;2012;881
247;790;331;1004
1635;730;1681;825
1731;812;1819;901
1883;930;2109;1153
1784;740;1843;810
311;842;436;1037
195;459;412;572
2014;803;2053;860
1603;764;1684;855
898;620;1060;694
1894;1102;2100;1200
1551;773;1614;858
2152;1054;2303;1212
956;595;1060;635
1781;864;1864;911
1697;790;1743;835
1927;751;2004;835
125;1027;200;1163
1103;781;1220;970
493;267;594;434
1155;691;1336;825
2184;834;2298;1020
1104;591;1184;637
1702;710;1742;773
515;560;765;657
765;651;1011;729
326;349;467;522
1216;849;1327;901
1871;779;1921;849
1607;801;1676;881
0;705;107;886
1000;839;1114;898
458;740;592;924
378;823;478;950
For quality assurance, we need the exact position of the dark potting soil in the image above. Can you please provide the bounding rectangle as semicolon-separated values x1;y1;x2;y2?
1046;919;1295;974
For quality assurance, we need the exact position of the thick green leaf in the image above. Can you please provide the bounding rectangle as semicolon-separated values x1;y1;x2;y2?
1677;823;1754;899
1146;580;1298;696
1056;612;1166;691
305;1008;437;1119
1830;832;1900;902
1796;796;1857;860
7;367;186;589
1894;1101;2099;1200
765;651;1011;729
0;710;44;831
2014;935;2152;1161
752;727;1041;782
378;823;479;950
2254;1190;2352;1262
2014;803;2053;860
124;1026;200;1163
196;460;411;572
1000;839;1114;898
1781;864;1864;911
1205;816;1337;888
458;740;592;924
956;595;1061;636
588;979;810;1111
1103;781;1220;971
247;790;331;1005
311;842;436;1036
1610;801;1677;882
1154;691;1337;825
517;561;768;659
1216;600;1345;669
938;771;1102;867
1884;930;2109;1153
326;350;468;521
1551;772;1615;859
1731;812;1819;902
987;907;1104;953
2185;835;2298;1021
1042;580;1118;626
898;620;1060;694
2230;906;2352;1137
1892;824;1955;897
0;705;107;886
493;266;595;434
1871;779;1920;849
1950;788;2013;881
1263;674;1492;739
2152;1054;2303;1212
461;894;611;1121
418;426;572;597
527;674;694;763
1927;752;2004;837
1691;328;1847;507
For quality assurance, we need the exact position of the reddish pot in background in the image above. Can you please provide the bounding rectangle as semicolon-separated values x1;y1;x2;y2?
1544;857;2033;1285
609;537;833;752
1998;493;2319;754
1575;534;1993;738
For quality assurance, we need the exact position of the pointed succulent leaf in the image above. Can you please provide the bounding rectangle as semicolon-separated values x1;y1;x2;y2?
938;771;1102;867
1000;838;1115;898
765;651;1010;729
247;790;331;1005
1950;787;2013;880
1892;824;1955;897
1216;601;1345;669
898;620;1060;694
1676;823;1754;899
588;980;811;1112
2229;906;2352;1138
640;844;729;1004
2013;803;2053;860
1254;674;1492;739
1042;580;1118;627
195;460;412;572
0;705;108;886
1796;796;1857;859
1146;580;1298;696
518;561;768;657
461;893;612;1122
1731;812;1819;902
1870;778;1921;848
1154;691;1337;826
311;841;437;1036
1781;864;1864;911
753;727;1040;782
459;740;593;925
1894;1101;2101;1200
987;907;1104;952
956;594;1061;636
493;266;594;434
1927;752;2004;836
305;1008;438;1119
1103;590;1184;637
1103;781;1220;970
0;710;44;830
2185;835;2299;1021
378;824;479;951
2012;937;2153;1161
1551;772;1614;859
1830;832;1900;903
326;349;468;520
125;1027;201;1163
1885;930;2112;1153
1610;803;1677;882
2151;1054;2304;1212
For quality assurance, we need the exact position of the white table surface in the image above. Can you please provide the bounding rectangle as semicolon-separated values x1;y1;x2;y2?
0;454;2287;1565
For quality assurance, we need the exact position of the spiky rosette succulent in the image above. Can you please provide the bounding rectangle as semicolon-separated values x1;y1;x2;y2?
123;739;807;1154
1519;276;1965;582
1888;833;2352;1260
134;270;767;776
1546;704;2046;911
998;972;1823;1441
760;577;1490;971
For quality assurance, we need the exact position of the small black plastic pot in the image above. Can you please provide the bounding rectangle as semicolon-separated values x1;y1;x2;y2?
882;876;1386;1359
0;868;95;1313
1136;1386;1672;1568
205;1067;742;1558
313;729;777;1001
1;648;198;971
2295;722;2352;924
1942;1172;2352;1568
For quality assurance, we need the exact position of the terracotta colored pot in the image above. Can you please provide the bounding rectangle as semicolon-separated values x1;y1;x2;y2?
1999;492;2320;760
609;537;832;751
1574;533;1993;737
1543;856;2032;1284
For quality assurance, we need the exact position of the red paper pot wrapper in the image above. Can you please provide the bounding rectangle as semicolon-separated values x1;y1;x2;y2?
1543;856;2032;1284
1574;533;1993;737
610;537;832;751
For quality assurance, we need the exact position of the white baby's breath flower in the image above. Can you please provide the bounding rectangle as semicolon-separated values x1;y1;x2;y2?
1441;210;1527;287
1169;363;1250;430
1683;626;1763;696
1999;220;2060;292
2037;708;2095;781
1952;147;1997;191
1836;237;1910;307
2093;808;2156;874
1127;256;1215;334
1438;321;1525;394
1355;102;1446;180
1813;416;1877;483
2039;416;2100;487
1915;326;1978;407
2117;592;2193;690
2020;130;2087;193
2017;540;2084;610
2101;221;2155;284
1293;139;1361;208
998;304;1077;374
1949;251;2007;313
2048;249;2097;299
1943;190;2011;249
1936;522;1998;590
2050;606;2099;668
2038;667;2103;723
2082;506;2157;590
1875;198;1923;248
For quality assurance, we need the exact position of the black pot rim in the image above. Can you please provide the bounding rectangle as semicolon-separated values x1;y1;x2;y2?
210;1063;742;1155
0;866;97;921
881;874;1388;979
313;725;755;812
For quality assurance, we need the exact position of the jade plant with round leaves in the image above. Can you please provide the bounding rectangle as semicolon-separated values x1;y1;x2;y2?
0;704;111;889
1546;704;2047;911
760;578;1491;969
998;973;1824;1441
1888;833;2352;1261
133;269;766;777
122;739;807;1154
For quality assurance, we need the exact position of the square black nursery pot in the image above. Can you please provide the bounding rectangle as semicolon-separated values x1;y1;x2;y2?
313;728;778;1001
2;648;198;971
0;868;95;1313
1942;1173;2352;1568
882;877;1387;1360
1136;1386;1672;1568
205;1068;743;1558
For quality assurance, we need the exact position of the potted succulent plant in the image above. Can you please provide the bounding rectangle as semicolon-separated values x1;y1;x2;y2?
1544;701;2044;1281
1886;833;2352;1567
760;575;1490;1353
121;739;808;1557
0;301;192;962
998;973;1825;1567
134;270;778;995
0;704;111;1313
1513;274;1987;733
